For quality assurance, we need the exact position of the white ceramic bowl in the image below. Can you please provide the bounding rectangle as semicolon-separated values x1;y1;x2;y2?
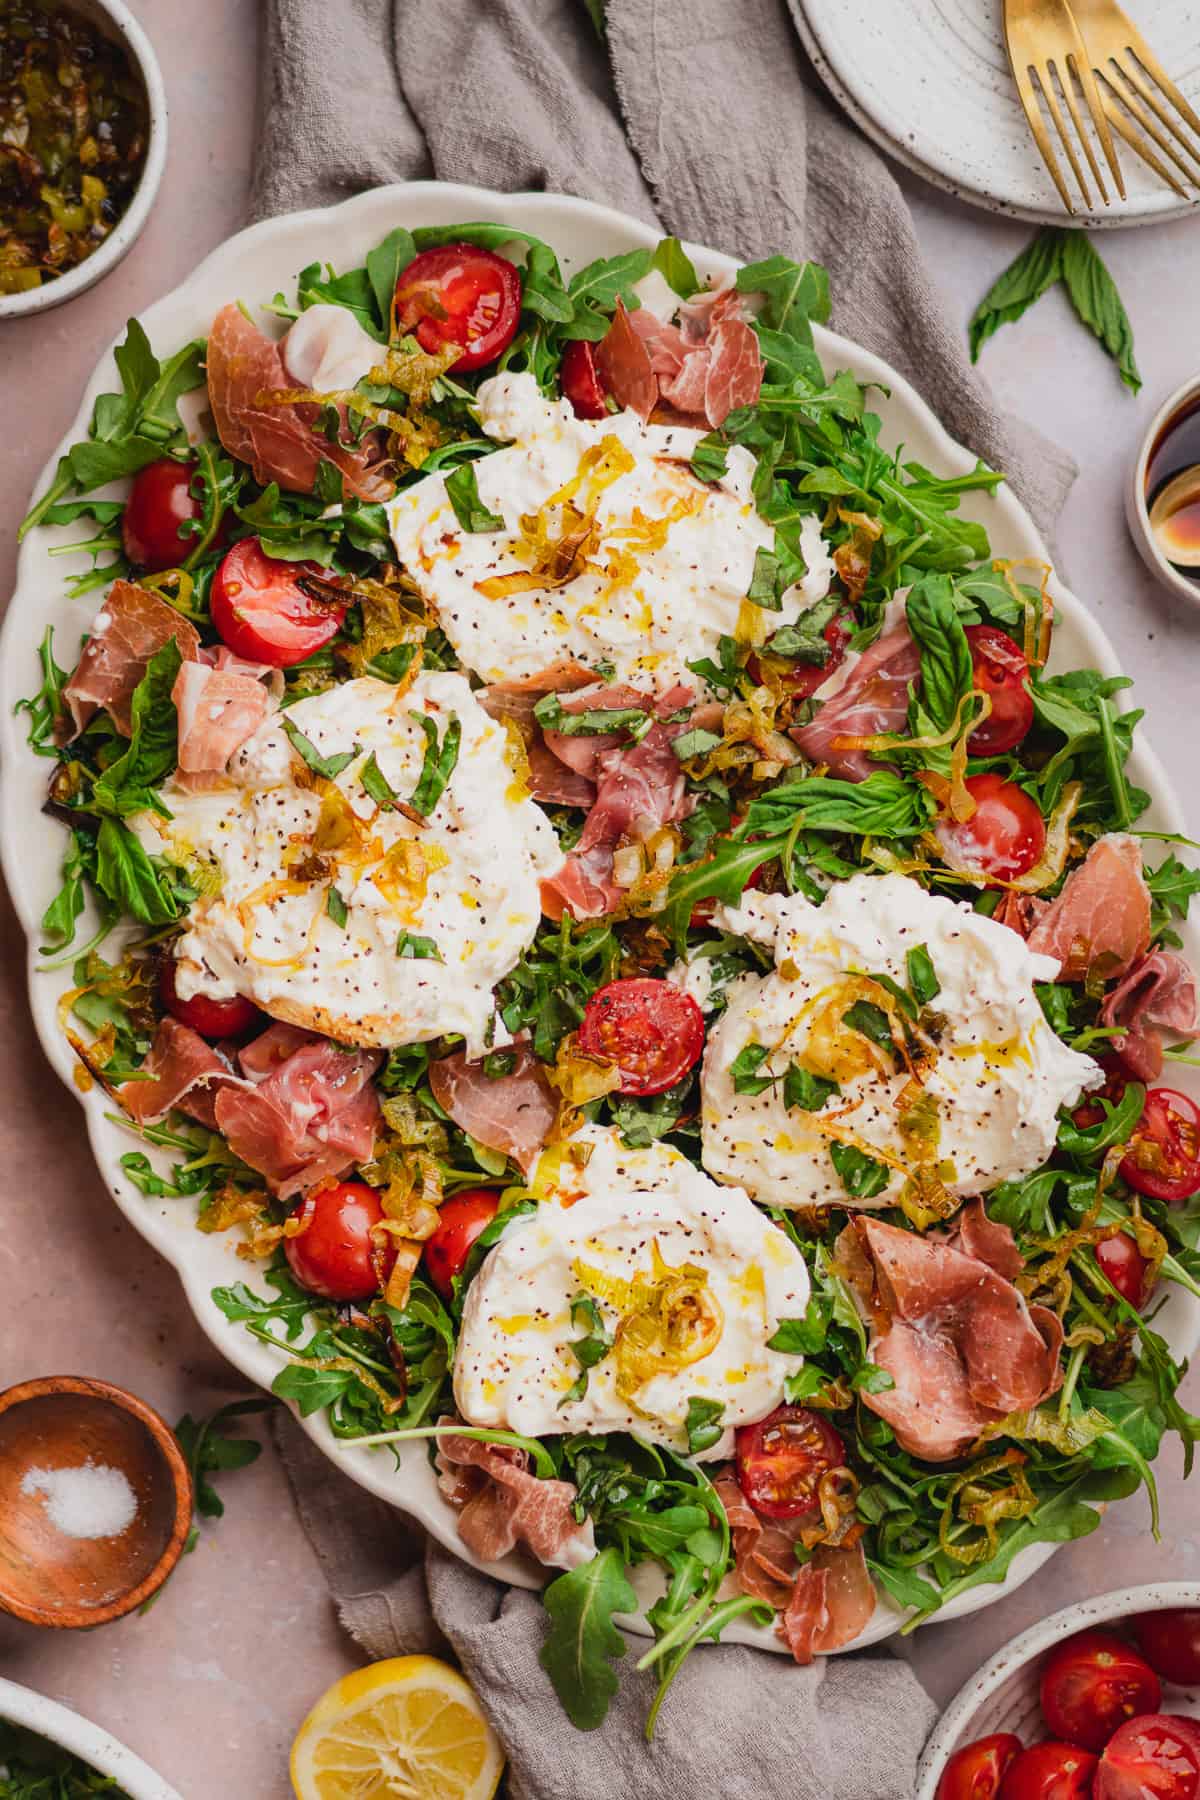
0;0;167;323
0;1675;181;1799
916;1583;1200;1798
1126;375;1200;608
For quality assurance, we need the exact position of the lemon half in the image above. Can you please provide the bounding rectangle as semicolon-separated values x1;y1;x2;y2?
290;1655;505;1800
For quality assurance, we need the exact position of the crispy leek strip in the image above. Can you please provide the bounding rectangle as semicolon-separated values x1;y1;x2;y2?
197;1183;290;1261
832;508;883;604
573;1240;724;1414
938;1449;1035;1567
993;557;1054;669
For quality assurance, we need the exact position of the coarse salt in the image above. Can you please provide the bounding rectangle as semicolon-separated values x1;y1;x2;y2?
20;1459;138;1540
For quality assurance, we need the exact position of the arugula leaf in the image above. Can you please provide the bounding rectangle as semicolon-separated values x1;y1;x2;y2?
830;1140;890;1200
768;1296;829;1356
1147;852;1200;922
684;1396;726;1455
610;1078;692;1149
408;711;462;815
969;230;1065;360
396;930;442;961
539;1548;636;1730
567;248;654;315
444;462;504;533
868;1558;942;1614
212;1266;316;1341
736;255;829;336
281;716;359;780
651;236;701;298
1057;1083;1145;1157
14;626;70;756
174;1397;270;1530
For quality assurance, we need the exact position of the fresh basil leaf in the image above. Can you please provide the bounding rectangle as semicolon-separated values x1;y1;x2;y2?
91;639;182;816
671;727;722;762
651;235;701;298
281;716;359;780
730;1042;774;1096
829;1140;890;1200
905;944;940;1007
326;884;348;928
691;434;729;483
969;229;1065;360
94;817;185;926
444;462;504;533
905;574;971;734
360;750;400;810
408;712;461;815
782;1064;840;1113
533;693;649;738
365;225;416;337
684;1396;726;1456
539;1548;636;1731
396;930;442;961
842;1000;894;1050
766;594;841;664
1060;231;1141;393
747;545;784;611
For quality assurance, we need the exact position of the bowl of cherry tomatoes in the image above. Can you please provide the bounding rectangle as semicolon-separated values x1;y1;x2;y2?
917;1585;1200;1800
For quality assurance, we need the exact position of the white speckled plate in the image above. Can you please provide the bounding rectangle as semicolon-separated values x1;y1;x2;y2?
2;182;1198;1657
0;1678;181;1800
792;0;1200;227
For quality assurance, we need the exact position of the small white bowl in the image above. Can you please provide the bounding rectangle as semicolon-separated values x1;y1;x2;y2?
0;1675;181;1799
916;1582;1200;1799
0;0;167;323
1126;376;1200;607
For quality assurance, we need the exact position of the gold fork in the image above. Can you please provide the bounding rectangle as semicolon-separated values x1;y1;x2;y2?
1068;0;1200;199
1003;0;1123;214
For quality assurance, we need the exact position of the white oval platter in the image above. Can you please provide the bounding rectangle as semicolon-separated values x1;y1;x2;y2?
2;182;1197;1654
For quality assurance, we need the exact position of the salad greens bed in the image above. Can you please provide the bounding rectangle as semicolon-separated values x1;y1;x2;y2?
0;1722;128;1799
15;215;1200;1734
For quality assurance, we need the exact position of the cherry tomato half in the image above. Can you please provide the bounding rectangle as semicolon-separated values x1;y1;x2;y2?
577;977;705;1097
122;457;225;573
1039;1629;1162;1752
937;1735;1024;1800
210;538;344;668
160;959;260;1041
936;773;1047;883
1096;1231;1156;1308
561;338;609;419
1094;1714;1200;1800
1133;1610;1200;1686
1120;1088;1200;1203
285;1181;385;1302
394;244;522;373
998;1742;1098;1800
965;624;1034;755
735;1405;846;1522
423;1188;501;1300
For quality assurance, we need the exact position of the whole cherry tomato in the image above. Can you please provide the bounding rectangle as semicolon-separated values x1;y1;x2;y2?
1094;1714;1200;1800
1120;1088;1200;1203
578;977;705;1097
210;538;344;668
160;958;260;1041
561;339;609;419
394;244;522;373
936;1734;1024;1800
122;457;225;573
965;624;1034;755
1039;1629;1162;1752
998;1741;1098;1799
423;1188;501;1299
1133;1611;1200;1686
936;773;1047;883
285;1181;385;1302
735;1405;846;1522
1096;1232;1156;1308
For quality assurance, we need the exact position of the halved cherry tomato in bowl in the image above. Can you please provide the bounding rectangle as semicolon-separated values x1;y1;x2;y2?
965;624;1034;755
285;1181;385;1302
578;977;705;1097
394;244;522;373
210;537;344;668
1096;1231;1156;1308
123;457;226;573
1120;1087;1200;1202
1133;1611;1200;1686
734;1405;845;1522
936;773;1047;883
936;1734;1023;1800
423;1187;501;1300
1039;1628;1162;1752
561;338;609;419
1094;1714;1200;1800
997;1741;1098;1799
160;958;260;1041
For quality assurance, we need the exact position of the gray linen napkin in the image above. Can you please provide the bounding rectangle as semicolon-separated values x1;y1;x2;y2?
251;1;1077;1787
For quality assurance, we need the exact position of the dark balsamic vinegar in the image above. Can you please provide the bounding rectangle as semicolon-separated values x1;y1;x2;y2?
1145;392;1200;577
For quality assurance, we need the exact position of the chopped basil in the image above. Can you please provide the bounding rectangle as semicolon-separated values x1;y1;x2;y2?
326;884;348;928
905;943;941;1007
444;462;505;533
533;692;650;738
691;435;728;483
396;930;441;961
483;1049;518;1077
747;544;784;612
360;750;400;810
282;716;359;780
842;999;895;1049
830;1140;890;1200
684;1396;726;1455
766;594;841;664
671;727;722;762
782;1065;840;1113
561;1293;614;1407
729;1041;774;1096
408;712;462;816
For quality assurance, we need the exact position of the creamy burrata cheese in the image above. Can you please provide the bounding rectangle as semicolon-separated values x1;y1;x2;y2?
701;873;1100;1210
134;673;563;1055
387;371;834;695
453;1124;811;1454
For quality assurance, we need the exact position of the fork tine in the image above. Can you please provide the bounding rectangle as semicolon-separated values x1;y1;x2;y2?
1064;39;1126;197
1061;55;1110;202
1036;60;1095;208
1123;31;1200;141
1098;87;1188;196
1010;57;1079;212
1108;51;1200;178
1099;66;1200;189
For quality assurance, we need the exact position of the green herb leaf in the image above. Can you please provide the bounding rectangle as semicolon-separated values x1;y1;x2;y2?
906;574;972;735
360;750;400;810
736;256;830;336
830;1140;890;1200
969;230;1065;360
684;1396;726;1455
396;930;441;961
174;1397;270;1527
408;712;462;815
539;1547;636;1731
729;1041;774;1096
91;639;183;817
365;225;416;337
782;1064;840;1112
671;727;722;762
905;944;940;1007
651;235;701;298
691;435;729;483
1060;232;1142;393
444;462;504;533
768;1296;829;1356
533;693;650;738
282;716;359;780
326;885;348;928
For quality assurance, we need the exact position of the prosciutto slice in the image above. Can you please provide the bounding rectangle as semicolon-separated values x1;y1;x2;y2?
213;1028;382;1199
1100;948;1200;1082
435;1426;595;1568
118;1017;237;1127
594;298;657;422
172;654;272;778
617;286;763;427
206;303;393;502
949;1199;1024;1283
714;1468;806;1612
428;1044;558;1175
791;626;921;781
63;580;201;737
777;1543;877;1665
842;1217;1063;1462
1026;834;1151;982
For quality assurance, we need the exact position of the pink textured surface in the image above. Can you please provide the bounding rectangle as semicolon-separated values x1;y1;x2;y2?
1;4;1199;1795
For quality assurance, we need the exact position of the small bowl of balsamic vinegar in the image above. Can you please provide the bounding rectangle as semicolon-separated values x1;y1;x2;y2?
1129;376;1200;605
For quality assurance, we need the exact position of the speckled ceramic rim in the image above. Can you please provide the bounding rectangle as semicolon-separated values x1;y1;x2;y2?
1126;375;1200;608
916;1581;1200;1797
0;0;168;323
0;1675;181;1800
